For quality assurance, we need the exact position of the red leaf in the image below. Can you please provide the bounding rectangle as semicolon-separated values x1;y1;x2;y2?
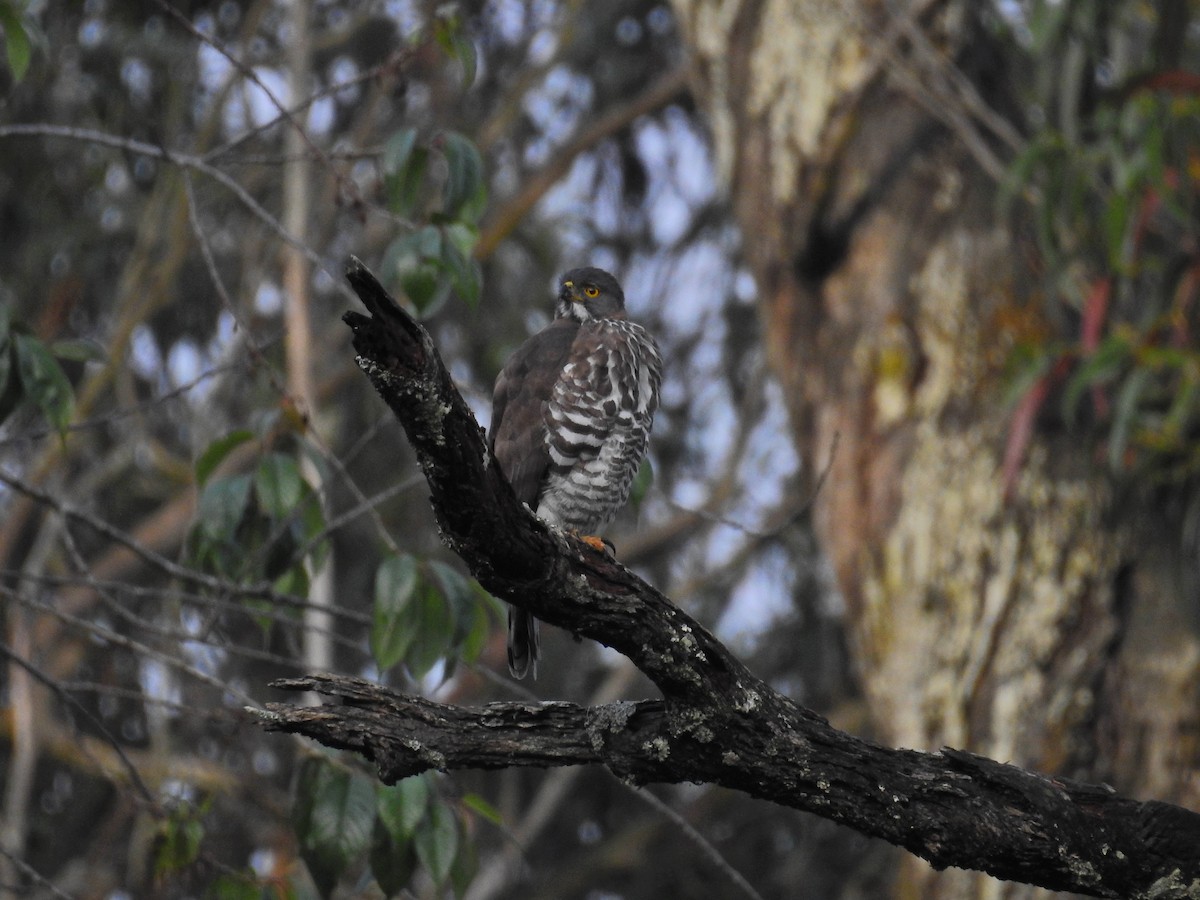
1002;358;1070;503
1080;277;1111;354
1171;260;1200;347
1080;277;1112;419
1124;70;1200;98
1131;170;1178;259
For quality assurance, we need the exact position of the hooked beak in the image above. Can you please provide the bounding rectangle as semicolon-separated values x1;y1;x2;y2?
559;281;582;304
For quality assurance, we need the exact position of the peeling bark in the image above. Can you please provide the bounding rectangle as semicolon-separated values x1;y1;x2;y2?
257;259;1200;899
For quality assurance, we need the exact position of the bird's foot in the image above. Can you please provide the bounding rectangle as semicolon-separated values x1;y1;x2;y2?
574;533;616;556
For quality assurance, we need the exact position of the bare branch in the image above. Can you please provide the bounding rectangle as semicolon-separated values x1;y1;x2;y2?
0;124;351;298
259;259;1200;900
475;66;691;260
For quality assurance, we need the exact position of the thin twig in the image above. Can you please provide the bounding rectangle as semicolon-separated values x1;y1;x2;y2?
55;527;368;667
0;124;353;299
182;170;291;397
0;846;78;900
475;65;690;260
151;0;363;209
6;588;261;709
8;569;369;628
0;467;330;614
0;642;157;805
0;361;251;449
623;783;767;900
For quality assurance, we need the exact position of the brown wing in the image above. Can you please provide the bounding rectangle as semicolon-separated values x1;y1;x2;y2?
489;317;579;508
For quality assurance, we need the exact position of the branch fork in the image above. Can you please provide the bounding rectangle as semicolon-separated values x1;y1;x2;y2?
258;258;1200;899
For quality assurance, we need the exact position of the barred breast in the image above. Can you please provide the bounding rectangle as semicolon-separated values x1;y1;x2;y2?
537;319;662;532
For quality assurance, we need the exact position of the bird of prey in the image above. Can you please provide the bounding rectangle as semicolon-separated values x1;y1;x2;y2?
488;267;662;679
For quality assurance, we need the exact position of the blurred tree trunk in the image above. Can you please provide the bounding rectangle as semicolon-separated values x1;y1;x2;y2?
670;2;1200;897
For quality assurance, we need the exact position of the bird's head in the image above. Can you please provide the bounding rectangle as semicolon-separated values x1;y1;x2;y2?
556;267;626;322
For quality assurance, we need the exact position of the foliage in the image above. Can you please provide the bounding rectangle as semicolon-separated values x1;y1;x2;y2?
379;14;484;317
1002;0;1200;484
0;307;80;434
370;552;498;680
0;0;34;82
0;1;819;898
293;757;479;897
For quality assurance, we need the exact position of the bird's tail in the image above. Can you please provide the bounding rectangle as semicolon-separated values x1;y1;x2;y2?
507;606;540;679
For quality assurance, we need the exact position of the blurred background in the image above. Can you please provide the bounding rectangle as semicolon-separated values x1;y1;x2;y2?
1;1;1198;897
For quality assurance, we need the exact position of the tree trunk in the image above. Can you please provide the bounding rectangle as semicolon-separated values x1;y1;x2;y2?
669;2;1200;896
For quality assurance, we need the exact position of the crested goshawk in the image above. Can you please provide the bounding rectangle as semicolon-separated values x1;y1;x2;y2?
488;267;662;679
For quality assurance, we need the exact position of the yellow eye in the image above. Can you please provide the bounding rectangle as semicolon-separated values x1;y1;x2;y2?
583;285;600;298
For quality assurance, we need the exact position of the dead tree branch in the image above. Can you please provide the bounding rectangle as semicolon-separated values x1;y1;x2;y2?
259;258;1200;900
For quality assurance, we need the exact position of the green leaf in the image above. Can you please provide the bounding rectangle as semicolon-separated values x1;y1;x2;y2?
434;15;476;88
299;496;330;571
1108;367;1152;471
195;430;256;487
440;230;481;307
1162;374;1200;444
459;593;492;665
294;757;375;896
1026;0;1071;54
205;872;265;900
386;225;451;315
400;264;446;314
49;338;106;363
255;453;306;518
0;308;12;413
191;473;257;579
428;561;472;620
1002;343;1054;409
1061;336;1130;424
154;808;205;878
376;775;430;841
0;3;32;82
406;576;456;679
450;832;478;899
1102;190;1132;271
383;127;419;175
272;564;309;608
426;561;475;679
461;793;503;827
370;816;419;897
451;31;477;89
414;801;458;886
386;145;429;216
371;554;420;670
998;131;1057;215
1138;345;1193;370
14;332;73;432
441;132;484;220
196;474;254;541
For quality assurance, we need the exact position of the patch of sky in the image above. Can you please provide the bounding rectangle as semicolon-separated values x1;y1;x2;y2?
120;57;153;105
330;55;361;104
738;380;799;514
383;0;424;40
716;545;797;646
484;0;526;45
129;325;164;383
139;657;182;717
254;281;283;316
308;94;335;136
182;606;227;675
167;340;203;393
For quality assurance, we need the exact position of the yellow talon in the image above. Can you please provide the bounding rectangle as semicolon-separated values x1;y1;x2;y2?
579;534;608;552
